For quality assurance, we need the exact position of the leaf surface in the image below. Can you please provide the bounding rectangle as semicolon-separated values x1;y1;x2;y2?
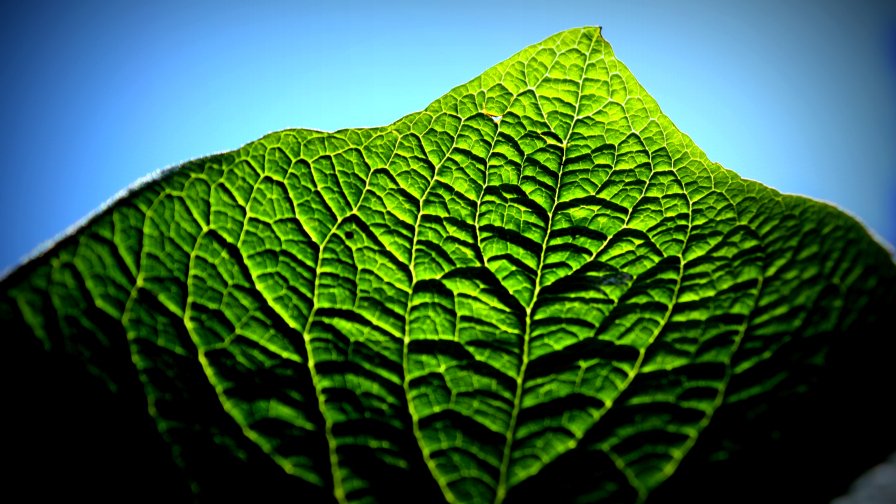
3;27;895;503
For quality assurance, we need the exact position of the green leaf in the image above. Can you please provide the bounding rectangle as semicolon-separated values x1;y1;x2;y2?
3;26;895;503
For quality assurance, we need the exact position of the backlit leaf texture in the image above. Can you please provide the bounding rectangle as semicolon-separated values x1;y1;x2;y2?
3;27;895;503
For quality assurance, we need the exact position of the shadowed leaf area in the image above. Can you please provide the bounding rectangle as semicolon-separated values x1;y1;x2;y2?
3;27;895;503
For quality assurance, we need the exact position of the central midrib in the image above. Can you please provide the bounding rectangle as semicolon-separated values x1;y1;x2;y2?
493;31;597;504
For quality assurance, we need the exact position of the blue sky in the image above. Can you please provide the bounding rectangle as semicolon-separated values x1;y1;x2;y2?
2;0;894;272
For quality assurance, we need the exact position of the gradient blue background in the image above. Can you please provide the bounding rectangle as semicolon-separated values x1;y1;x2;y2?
2;0;895;274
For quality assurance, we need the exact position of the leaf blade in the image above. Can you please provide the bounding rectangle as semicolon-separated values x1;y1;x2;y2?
3;26;894;503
